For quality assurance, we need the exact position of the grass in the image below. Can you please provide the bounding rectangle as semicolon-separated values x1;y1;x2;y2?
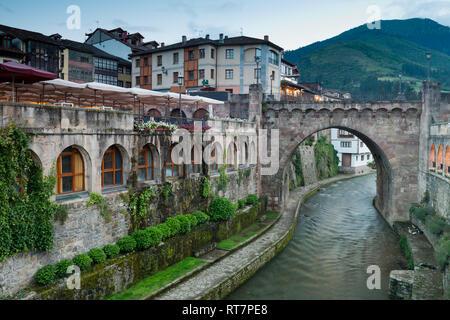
105;257;206;300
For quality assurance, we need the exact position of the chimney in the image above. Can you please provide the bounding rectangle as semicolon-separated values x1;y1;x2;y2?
205;34;210;40
224;35;228;39
182;35;187;43
264;35;269;41
219;33;224;43
161;42;165;48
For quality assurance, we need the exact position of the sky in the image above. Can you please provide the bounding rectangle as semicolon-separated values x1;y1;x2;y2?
0;0;450;50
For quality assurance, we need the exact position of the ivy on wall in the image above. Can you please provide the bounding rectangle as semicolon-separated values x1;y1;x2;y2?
0;123;59;262
314;136;340;180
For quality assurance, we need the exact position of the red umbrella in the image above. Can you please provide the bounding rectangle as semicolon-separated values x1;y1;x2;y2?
0;61;58;102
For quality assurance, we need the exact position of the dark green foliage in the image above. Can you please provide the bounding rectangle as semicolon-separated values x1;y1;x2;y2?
35;265;58;285
421;191;430;206
56;260;74;278
175;215;191;234
0;124;60;262
435;233;450;271
132;230;153;251
202;177;211;198
156;223;172;240
87;193;111;222
165;217;181;237
192;211;210;224
246;194;259;206
400;235;414;270
103;244;120;259
238;199;246;209
144;227;163;247
73;254;93;271
117;236;137;253
186;214;199;228
88;248;107;264
429;216;449;235
209;197;237;221
314;136;339;180
292;149;304;187
367;161;377;170
413;206;435;222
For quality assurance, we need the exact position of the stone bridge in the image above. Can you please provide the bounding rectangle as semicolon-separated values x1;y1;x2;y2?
261;97;424;225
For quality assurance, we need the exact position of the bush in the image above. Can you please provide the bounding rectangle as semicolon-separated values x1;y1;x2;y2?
192;211;210;224
186;214;198;228
73;254;93;271
246;194;259;206
145;227;163;247
35;265;58;286
56;260;74;278
413;206;435;222
117;236;137;253
132;230;153;251
238;199;246;209
209;197;237;222
429;216;449;235
176;215;191;234
165;217;181;236
156;223;172;240
435;233;450;271
103;244;120;259
88;248;107;264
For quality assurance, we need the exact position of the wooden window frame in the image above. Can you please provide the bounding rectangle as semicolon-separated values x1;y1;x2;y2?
191;147;201;174
210;148;218;172
138;146;154;181
166;146;181;178
102;146;123;188
56;147;85;195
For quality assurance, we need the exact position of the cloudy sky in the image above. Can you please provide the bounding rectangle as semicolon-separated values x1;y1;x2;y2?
0;0;449;50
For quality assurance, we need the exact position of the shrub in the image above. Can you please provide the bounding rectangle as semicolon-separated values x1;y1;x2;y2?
435;233;450;271
165;217;181;236
103;244;120;259
35;265;58;286
429;216;449;235
73;254;93;271
156;223;172;240
132;230;152;250
413;206;435;222
145;227;163;247
176;215;191;234
192;211;210;224
56;260;74;278
88;248;107;264
117;236;137;253
238;199;246;209
209;197;237;221
186;214;198;228
246;194;259;206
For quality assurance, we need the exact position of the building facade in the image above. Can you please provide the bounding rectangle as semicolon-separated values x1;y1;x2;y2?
131;34;283;98
331;128;373;173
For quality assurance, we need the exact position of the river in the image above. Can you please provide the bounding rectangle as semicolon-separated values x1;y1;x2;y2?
227;174;407;300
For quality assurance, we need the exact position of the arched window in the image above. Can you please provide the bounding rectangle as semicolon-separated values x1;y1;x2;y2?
430;144;436;169
193;109;209;120
244;142;249;166
138;145;154;181
170;109;187;118
57;147;85;194
190;147;201;174
147;109;162;117
166;144;181;178
102;146;123;187
446;146;450;175
438;145;444;171
227;143;238;171
210;147;219;173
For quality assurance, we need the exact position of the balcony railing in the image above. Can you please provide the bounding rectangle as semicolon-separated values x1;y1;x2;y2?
134;115;208;129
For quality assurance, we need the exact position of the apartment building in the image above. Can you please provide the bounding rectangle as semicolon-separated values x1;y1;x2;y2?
131;34;283;98
331;129;373;173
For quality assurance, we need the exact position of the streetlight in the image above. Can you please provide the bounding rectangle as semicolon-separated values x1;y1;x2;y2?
270;73;274;97
255;56;261;86
178;74;184;121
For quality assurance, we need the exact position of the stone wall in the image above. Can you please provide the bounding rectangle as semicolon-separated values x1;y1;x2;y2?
428;171;450;220
299;146;317;185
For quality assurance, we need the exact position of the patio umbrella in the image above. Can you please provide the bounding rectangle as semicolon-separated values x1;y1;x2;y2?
0;61;58;102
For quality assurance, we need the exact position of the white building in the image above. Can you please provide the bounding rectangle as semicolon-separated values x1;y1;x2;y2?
331;129;374;173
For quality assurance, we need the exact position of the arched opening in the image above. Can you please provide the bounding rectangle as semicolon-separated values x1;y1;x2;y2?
190;146;202;174
446;146;450;175
102;145;123;188
166;144;182;178
170;109;187;118
227;142;238;172
138;144;157;182
193;109;209;120
430;144;436;169
209;146;219;173
147;109;162;117
56;146;85;194
437;145;444;171
250;141;256;165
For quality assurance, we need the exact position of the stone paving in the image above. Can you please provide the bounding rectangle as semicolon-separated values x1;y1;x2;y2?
155;174;361;300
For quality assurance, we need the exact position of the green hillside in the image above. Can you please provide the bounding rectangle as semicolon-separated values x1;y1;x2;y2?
284;18;450;100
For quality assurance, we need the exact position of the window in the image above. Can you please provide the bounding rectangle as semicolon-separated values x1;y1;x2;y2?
269;50;279;65
157;74;162;85
135;76;140;86
225;89;233;93
60;54;64;68
157;55;162;66
173;52;179;64
144;76;149;86
135;59;140;68
138;146;154;181
118;66;123;74
199;69;205;79
188;70;195;81
210;148;218;172
190;147;201;174
360;142;364;148
118;80;124;87
57;147;84;194
225;69;233;79
102;146;123;187
143;57;148;67
173;72;179;84
166;145;181;178
211;69;215;79
227;143;238;171
199;48;205;59
361;155;365;161
188;50;195;61
211;48;215;59
367;154;371;160
341;142;352;148
126;82;132;88
226;49;234;59
255;48;261;60
125;67;131;75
